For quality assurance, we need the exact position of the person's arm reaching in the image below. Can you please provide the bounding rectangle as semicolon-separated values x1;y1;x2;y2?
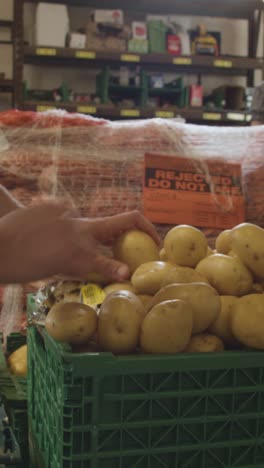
0;185;23;218
0;203;159;284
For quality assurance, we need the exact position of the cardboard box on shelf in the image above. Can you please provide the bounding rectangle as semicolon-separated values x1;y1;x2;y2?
35;3;69;47
189;84;203;107
94;10;124;25
128;39;148;54
132;22;147;40
167;34;182;55
67;32;86;49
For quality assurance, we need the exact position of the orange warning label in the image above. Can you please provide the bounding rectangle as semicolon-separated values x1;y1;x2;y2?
143;153;245;229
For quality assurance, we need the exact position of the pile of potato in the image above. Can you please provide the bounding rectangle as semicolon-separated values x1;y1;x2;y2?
45;222;264;354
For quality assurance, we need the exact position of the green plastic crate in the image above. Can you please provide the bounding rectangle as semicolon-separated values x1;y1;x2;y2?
0;333;28;467
27;297;264;468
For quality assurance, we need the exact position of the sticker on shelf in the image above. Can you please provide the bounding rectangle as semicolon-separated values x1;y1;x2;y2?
36;105;56;112
173;57;192;65
203;112;222;121
214;59;232;68
155;111;174;118
75;51;96;59
36;48;57;56
121;54;140;63
143;153;245;229
227;112;245;121
120;109;140;117
77;106;96;114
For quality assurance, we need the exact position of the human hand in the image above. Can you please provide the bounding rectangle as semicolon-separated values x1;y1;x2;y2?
0;203;159;284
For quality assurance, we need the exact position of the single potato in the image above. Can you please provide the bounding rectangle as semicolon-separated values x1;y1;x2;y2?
251;283;264;293
113;229;159;274
231;294;264;349
196;254;253;296
137;295;153;315
215;230;232;254
208;296;240;347
148;282;220;334
230;223;264;280
104;282;137;296
140;299;193;354
131;261;174;295
164;225;208;267
98;291;144;353
7;345;27;376
184;334;224;353
45;302;97;345
162;265;209;287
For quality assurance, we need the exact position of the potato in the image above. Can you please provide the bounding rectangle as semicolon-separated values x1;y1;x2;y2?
162;265;209;287
7;345;27;376
104;282;137;296
208;296;240;347
98;291;144;353
196;254;253;296
137;295;153;315
227;250;237;258
251;283;264;293
215;230;232;254
184;334;224;353
140;299;193;354
231;294;264;349
131;261;174;295
45;302;97;345
164;225;208;267
207;246;214;256
159;248;168;261
230;223;264;280
148;282;220;334
113;229;159;274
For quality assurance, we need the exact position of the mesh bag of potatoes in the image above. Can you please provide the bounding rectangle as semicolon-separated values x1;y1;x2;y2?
32;222;264;355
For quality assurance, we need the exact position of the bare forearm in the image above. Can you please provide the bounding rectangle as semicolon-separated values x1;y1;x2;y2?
0;186;23;218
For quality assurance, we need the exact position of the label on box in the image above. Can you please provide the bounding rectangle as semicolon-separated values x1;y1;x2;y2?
214;59;232;68
36;48;57;56
173;57;192;65
155;111;174;118
81;284;106;309
143;153;245;229
121;54;140;63
203;112;222;121
75;51;96;59
132;22;147;40
94;10;124;25
120;109;140;117
77;106;96;114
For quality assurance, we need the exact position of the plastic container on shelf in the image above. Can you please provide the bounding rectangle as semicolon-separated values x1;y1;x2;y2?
27;293;264;468
147;20;167;53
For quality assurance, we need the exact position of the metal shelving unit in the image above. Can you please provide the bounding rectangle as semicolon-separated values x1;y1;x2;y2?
13;0;264;123
0;20;14;105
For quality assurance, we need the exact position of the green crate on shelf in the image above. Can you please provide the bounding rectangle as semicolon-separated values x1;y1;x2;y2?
0;333;28;467
27;293;264;468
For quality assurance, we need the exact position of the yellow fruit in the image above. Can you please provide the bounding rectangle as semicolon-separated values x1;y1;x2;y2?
140;299;193;354
45;302;97;345
7;345;27;376
104;282;137;296
131;261;174;295
113;229;159;274
185;334;224;353
208;296;239;347
162;265;209;287
231;294;264;349
215;230;232;254
98;291;144;353
148;282;220;334
230;223;264;279
164;225;208;267
196;253;253;296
